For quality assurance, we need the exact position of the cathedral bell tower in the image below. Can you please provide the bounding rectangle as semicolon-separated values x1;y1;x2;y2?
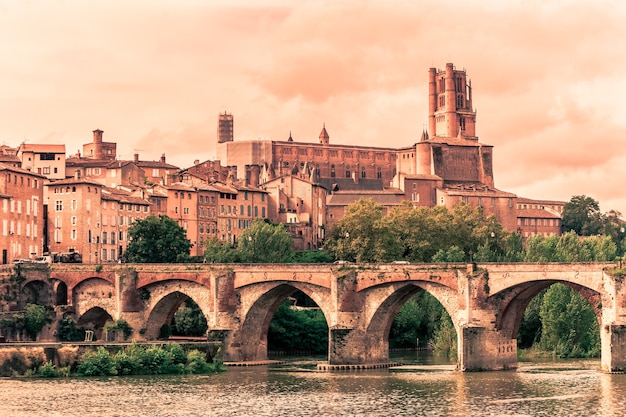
427;63;476;140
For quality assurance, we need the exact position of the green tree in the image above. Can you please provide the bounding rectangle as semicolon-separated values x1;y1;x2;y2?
24;304;51;340
324;198;391;263
539;283;600;357
203;237;237;263
268;300;328;353
238;219;293;263
389;291;449;349
561;195;603;236
124;215;192;263
173;299;208;337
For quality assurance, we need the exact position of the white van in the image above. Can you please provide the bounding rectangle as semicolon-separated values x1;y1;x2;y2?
33;255;52;264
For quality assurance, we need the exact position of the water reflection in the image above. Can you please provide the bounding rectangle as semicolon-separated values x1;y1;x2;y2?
1;356;626;417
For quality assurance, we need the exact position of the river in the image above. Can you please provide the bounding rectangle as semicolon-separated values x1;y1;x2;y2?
0;354;624;417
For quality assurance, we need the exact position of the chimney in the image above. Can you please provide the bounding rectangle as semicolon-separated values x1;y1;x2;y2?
194;159;199;165
134;153;139;163
161;154;166;163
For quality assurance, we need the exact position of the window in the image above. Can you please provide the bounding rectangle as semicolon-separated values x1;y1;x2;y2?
71;230;77;240
71;216;77;225
43;167;51;175
361;166;366;179
377;167;382;179
345;165;351;178
184;207;189;214
330;164;335;177
55;200;63;211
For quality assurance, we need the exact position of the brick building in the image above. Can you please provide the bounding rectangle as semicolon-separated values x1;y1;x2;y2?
0;164;45;263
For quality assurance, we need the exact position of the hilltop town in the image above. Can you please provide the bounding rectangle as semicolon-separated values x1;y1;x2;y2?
0;63;564;264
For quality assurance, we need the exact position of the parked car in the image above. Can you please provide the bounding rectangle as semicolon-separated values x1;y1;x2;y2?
12;258;32;264
33;255;53;264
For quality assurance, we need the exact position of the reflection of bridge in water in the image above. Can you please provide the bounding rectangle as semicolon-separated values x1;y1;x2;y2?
16;262;626;372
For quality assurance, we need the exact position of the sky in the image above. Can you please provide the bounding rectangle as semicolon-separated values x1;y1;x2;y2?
1;0;626;215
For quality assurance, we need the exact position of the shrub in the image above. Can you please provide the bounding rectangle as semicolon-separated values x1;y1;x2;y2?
37;361;60;378
77;347;117;376
186;349;211;374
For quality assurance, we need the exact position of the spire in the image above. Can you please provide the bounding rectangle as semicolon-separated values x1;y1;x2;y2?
319;123;329;145
420;128;429;141
288;131;293;142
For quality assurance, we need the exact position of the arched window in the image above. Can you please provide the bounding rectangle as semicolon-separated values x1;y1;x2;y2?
345;165;351;178
361;166;366;178
377;167;382;179
330;164;335;178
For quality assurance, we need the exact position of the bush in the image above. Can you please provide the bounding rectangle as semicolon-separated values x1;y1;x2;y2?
186;349;211;374
37;361;60;378
57;317;85;342
77;347;117;376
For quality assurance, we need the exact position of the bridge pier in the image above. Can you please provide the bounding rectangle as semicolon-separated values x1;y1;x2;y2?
458;326;517;371
602;324;626;372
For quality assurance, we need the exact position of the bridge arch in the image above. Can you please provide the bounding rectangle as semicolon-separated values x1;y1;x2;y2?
492;279;602;341
362;281;459;364
142;280;212;340
72;277;117;318
77;306;113;340
21;280;52;306
227;282;331;362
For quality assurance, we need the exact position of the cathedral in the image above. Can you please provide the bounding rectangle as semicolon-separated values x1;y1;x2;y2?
215;63;564;240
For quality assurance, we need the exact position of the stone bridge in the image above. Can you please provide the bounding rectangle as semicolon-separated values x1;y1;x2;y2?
14;261;626;372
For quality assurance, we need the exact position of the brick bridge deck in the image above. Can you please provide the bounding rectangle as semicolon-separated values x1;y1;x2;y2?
11;261;626;372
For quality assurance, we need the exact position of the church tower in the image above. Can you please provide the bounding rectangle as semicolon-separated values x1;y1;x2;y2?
427;63;476;139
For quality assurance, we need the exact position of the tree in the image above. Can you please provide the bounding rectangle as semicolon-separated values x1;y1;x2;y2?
539;283;600;357
203;237;237;263
24;304;51;340
238;219;293;263
324;198;390;263
561;195;603;236
173;299;208;337
124;215;192;263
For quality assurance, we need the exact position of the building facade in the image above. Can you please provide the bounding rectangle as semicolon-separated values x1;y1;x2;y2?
0;164;45;263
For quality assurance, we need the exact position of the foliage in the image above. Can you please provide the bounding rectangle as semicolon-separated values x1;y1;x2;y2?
432;246;465;263
517;291;544;349
75;343;223;377
57;317;85;342
524;232;617;262
24;304;51;340
104;319;133;340
124;215;193;263
389;291;451;349
561;195;603;236
289;250;334;264
324;199;514;263
203;237;238;263
538;283;600;357
173;299;208;337
268;300;328;353
37;361;64;378
77;347;118;376
238;219;294;263
430;314;457;359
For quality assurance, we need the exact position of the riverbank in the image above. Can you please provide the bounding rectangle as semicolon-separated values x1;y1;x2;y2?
0;341;223;377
